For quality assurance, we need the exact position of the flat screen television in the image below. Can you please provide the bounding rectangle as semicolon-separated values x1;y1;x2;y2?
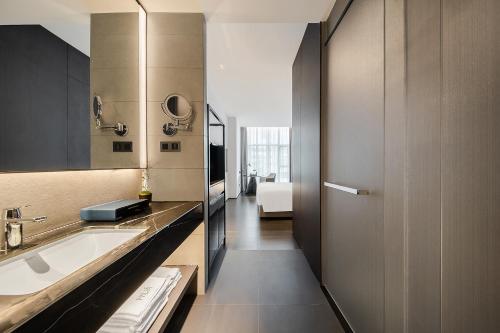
210;143;225;185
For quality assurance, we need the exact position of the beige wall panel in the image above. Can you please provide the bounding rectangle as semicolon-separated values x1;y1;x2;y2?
90;102;140;137
91;13;139;36
90;12;140;169
0;169;140;239
149;168;206;201
147;13;207;288
91;135;140;169
147;67;204;103
147;101;205;136
147;13;204;36
148;135;206;169
147;34;203;68
91;34;139;69
164;223;206;294
91;68;139;102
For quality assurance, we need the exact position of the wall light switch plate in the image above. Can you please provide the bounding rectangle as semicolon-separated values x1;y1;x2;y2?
113;141;133;152
160;141;181;152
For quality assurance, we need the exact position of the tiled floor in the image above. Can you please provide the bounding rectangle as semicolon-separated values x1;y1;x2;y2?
226;196;298;251
179;195;344;333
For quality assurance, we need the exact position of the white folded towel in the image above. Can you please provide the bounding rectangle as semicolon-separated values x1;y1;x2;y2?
135;272;181;333
98;267;182;333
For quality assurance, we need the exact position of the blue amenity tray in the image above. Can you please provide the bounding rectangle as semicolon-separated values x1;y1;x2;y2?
80;199;149;221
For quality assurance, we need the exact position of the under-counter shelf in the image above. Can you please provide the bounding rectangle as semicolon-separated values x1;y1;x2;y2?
147;265;198;333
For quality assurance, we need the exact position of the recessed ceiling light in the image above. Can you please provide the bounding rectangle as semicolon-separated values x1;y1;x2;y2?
219;64;225;70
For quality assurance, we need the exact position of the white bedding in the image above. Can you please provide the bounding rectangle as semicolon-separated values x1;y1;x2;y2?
256;182;293;212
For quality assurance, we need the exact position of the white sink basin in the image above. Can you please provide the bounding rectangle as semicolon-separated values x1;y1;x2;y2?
0;228;145;295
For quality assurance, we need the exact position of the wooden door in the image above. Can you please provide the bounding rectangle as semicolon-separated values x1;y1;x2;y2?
323;0;385;331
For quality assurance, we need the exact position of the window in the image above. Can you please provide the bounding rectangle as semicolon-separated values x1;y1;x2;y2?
247;127;290;183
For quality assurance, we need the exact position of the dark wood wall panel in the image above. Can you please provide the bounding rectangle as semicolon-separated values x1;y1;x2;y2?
292;23;321;280
383;0;406;331
0;26;67;171
298;23;321;279
325;0;353;43
441;0;500;331
292;42;303;248
323;0;385;331
67;46;90;169
322;0;499;331
406;0;443;331
0;25;90;171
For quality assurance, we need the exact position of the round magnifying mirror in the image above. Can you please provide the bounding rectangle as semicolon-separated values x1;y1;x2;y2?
162;94;192;119
93;96;103;120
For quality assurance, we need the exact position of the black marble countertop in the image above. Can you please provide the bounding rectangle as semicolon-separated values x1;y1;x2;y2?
0;201;202;332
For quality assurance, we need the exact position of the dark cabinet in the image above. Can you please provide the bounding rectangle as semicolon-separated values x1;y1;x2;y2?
217;207;225;247
208;208;219;264
208;192;225;265
207;106;226;281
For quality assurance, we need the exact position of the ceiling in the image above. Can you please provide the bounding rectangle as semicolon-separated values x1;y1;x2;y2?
141;0;332;22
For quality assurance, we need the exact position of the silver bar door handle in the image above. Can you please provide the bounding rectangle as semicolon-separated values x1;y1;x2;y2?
324;182;369;195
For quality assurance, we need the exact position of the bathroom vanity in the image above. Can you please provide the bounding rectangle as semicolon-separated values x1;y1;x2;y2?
0;202;203;332
0;2;210;332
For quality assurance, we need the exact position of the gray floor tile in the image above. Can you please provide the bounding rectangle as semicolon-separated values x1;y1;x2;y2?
259;234;298;250
180;304;258;333
179;305;213;333
181;196;342;332
209;305;259;333
196;251;260;305
259;304;344;333
226;231;261;250
259;260;327;305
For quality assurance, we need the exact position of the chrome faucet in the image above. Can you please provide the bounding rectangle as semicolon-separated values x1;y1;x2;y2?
1;207;47;253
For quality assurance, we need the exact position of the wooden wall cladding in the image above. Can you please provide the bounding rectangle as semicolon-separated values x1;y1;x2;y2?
322;0;500;332
441;0;500;331
292;23;322;280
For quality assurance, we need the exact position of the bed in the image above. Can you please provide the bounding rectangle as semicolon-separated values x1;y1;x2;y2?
256;182;293;218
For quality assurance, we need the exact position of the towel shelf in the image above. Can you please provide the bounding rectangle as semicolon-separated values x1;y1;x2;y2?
146;265;198;333
324;182;369;195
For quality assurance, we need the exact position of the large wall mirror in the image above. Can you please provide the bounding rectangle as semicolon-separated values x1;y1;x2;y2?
0;0;144;171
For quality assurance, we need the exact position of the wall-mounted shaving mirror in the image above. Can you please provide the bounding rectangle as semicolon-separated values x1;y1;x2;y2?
93;96;128;136
0;0;142;171
161;94;194;136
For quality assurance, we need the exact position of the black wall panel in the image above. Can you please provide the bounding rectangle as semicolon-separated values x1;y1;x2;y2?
292;23;322;280
0;25;90;171
67;46;90;169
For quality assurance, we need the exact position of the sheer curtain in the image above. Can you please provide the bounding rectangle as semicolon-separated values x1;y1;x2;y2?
246;127;290;183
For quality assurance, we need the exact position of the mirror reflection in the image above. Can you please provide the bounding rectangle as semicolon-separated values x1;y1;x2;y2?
0;0;141;171
163;94;192;118
161;94;194;136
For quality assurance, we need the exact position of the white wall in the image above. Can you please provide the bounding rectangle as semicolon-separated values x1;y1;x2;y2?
226;116;241;198
207;23;305;128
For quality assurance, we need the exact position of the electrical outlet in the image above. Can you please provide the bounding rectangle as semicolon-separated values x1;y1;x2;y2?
160;141;181;152
113;141;133;152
